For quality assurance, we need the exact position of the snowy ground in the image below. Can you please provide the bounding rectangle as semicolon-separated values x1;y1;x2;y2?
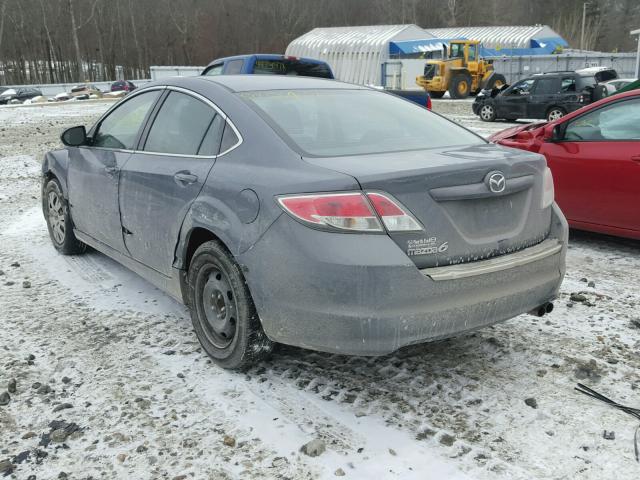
1;100;639;480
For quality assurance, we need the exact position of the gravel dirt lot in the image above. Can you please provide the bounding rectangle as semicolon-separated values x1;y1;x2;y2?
1;99;639;480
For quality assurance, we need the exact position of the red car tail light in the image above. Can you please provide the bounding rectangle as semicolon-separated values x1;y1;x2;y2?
366;192;423;232
278;192;423;233
426;95;432;110
277;192;383;232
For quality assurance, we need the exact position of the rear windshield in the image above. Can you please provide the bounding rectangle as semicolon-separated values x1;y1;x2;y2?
594;70;617;83
252;59;333;79
577;76;598;90
240;89;483;157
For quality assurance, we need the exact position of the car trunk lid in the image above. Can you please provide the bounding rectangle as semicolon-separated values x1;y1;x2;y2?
303;144;552;269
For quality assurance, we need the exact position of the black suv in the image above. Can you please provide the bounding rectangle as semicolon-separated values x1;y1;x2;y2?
472;71;607;122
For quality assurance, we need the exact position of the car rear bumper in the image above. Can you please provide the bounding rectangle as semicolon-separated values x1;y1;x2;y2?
240;204;567;356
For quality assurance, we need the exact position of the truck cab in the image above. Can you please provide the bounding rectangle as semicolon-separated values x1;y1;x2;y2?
202;54;334;79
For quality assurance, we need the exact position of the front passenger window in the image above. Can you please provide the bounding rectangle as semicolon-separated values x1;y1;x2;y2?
509;79;534;95
93;90;160;149
565;98;640;141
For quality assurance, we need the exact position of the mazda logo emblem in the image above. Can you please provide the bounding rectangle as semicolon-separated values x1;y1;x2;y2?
486;171;506;193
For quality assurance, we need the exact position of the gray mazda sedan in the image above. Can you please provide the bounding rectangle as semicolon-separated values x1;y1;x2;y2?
42;75;567;369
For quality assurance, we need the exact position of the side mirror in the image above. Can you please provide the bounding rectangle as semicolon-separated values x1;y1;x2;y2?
544;124;563;142
61;126;87;147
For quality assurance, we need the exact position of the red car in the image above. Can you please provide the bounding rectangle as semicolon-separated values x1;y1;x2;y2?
490;90;640;240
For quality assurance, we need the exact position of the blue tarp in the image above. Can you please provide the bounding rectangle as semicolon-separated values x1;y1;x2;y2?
389;36;569;57
389;38;455;56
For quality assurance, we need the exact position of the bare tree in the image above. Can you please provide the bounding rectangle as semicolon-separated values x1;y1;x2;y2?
68;0;99;80
0;0;638;86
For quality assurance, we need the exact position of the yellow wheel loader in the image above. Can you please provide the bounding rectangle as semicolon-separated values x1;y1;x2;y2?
416;40;506;99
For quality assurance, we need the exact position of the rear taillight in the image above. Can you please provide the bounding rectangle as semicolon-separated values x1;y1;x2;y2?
277;192;422;233
541;167;554;208
277;193;383;232
426;95;432;110
366;192;422;232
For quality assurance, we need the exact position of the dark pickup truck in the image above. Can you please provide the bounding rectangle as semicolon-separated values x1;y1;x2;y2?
202;54;431;109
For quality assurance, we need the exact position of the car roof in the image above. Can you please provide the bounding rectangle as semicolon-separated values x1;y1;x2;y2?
205;54;328;68
532;71;585;77
196;75;364;92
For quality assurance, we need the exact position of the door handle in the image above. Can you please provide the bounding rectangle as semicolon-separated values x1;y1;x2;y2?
174;172;198;185
632;155;640;163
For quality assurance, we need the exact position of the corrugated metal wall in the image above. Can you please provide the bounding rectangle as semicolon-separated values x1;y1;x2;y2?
489;53;638;84
385;53;637;91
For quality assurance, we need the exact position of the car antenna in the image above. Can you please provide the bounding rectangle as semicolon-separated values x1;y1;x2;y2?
575;383;640;462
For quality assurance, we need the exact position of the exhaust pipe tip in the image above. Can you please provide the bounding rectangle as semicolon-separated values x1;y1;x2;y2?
528;302;554;317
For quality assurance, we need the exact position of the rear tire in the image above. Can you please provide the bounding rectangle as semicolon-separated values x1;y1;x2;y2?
428;90;445;99
478;104;496;122
546;107;566;122
449;74;472;99
42;178;86;255
187;240;273;370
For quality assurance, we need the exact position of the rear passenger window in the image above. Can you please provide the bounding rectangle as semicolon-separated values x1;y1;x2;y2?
220;122;240;153
561;77;576;92
197;115;225;156
225;60;244;75
144;91;215;155
535;78;560;94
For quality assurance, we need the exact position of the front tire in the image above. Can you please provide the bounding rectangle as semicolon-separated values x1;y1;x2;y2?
478;104;496;122
450;74;472;99
43;178;86;255
187;241;273;370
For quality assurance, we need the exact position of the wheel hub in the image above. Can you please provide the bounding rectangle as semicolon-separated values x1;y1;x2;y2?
48;191;65;244
480;105;493;120
549;110;563;121
201;269;237;347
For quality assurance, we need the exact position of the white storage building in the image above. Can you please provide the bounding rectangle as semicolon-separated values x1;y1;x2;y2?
285;24;432;86
426;25;567;51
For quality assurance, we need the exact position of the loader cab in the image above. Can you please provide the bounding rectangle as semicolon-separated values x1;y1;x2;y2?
447;41;480;67
449;42;466;60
